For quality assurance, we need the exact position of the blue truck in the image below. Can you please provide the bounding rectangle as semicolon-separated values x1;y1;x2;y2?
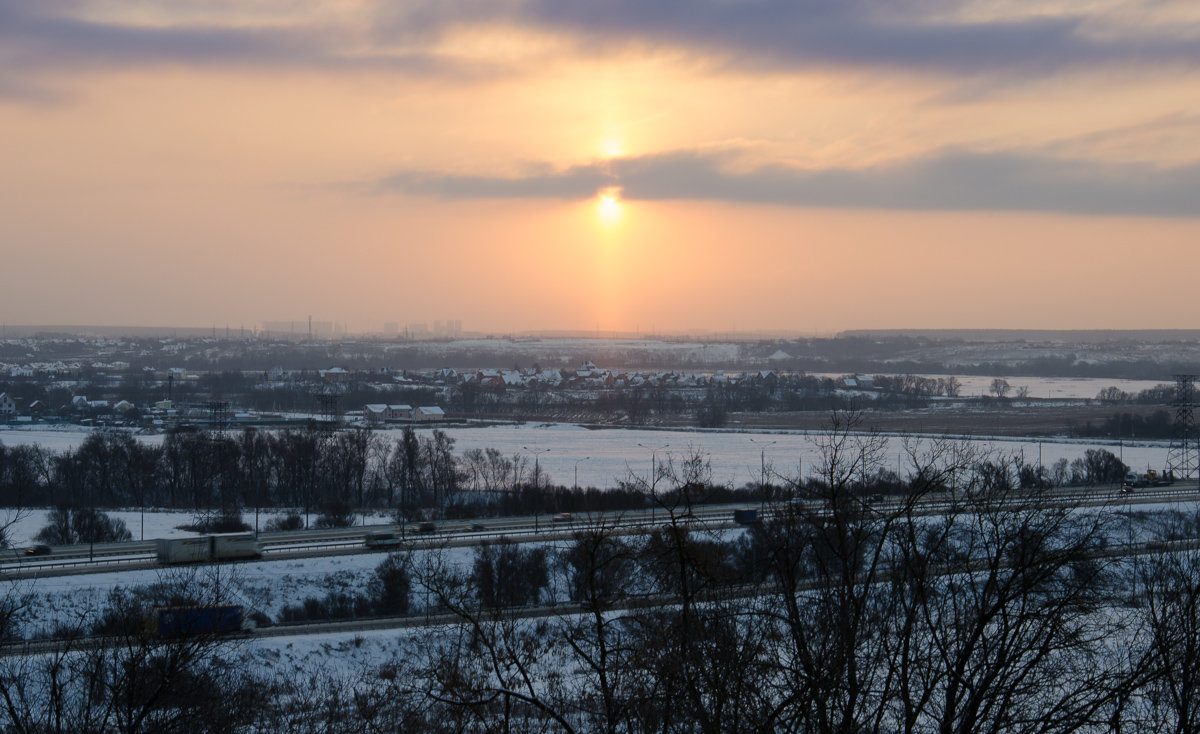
733;508;759;525
156;605;244;636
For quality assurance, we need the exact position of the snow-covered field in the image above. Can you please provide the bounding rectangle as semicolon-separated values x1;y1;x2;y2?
387;424;1172;492
0;422;1174;498
11;539;525;642
812;373;1169;400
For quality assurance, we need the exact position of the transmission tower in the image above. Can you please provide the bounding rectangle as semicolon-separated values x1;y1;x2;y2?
204;400;231;430
314;391;341;429
1167;373;1198;480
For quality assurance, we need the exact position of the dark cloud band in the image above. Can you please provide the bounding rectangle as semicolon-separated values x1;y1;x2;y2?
1;0;1198;89
378;148;1200;218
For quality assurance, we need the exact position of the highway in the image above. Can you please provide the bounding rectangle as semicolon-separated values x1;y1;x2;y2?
6;514;1200;659
0;503;745;579
1;481;1195;580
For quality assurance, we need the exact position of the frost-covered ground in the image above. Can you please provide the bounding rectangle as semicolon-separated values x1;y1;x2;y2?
8;501;1180;640
10;540;540;641
811;373;1168;400
378;424;1172;492
0;508;393;548
5;501;1192;686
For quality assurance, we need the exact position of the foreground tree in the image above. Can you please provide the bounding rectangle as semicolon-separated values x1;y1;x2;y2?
0;569;261;733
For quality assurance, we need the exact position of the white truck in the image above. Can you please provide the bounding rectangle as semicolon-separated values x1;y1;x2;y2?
156;533;260;564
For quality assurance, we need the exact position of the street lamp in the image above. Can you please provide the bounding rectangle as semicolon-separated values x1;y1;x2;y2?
749;438;776;491
574;456;591;492
523;446;550;531
750;438;776;514
638;443;669;519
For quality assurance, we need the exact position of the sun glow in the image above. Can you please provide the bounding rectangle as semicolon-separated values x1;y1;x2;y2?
600;137;624;158
596;187;624;227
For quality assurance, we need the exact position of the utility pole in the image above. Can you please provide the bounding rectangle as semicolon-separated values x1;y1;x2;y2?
750;438;776;512
638;443;669;519
523;446;550;531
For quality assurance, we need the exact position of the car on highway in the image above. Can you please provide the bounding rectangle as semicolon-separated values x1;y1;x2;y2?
411;521;438;534
24;544;51;556
552;512;574;523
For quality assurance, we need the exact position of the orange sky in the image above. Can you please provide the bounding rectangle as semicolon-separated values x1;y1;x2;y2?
3;1;1200;334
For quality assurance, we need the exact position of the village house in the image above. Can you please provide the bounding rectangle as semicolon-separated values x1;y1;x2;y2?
412;406;445;422
319;367;350;384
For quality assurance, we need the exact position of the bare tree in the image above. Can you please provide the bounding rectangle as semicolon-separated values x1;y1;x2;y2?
884;479;1138;733
0;568;261;733
1136;544;1200;732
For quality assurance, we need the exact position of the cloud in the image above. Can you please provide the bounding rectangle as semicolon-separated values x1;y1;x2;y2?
380;162;614;200
2;0;1198;99
0;1;501;100
376;0;1200;76
376;148;1200;218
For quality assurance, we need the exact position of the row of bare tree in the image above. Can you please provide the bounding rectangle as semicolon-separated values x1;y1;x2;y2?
1;415;1194;732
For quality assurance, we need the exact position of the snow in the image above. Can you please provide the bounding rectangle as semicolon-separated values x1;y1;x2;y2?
0;422;1176;503
0;508;300;548
379;424;1175;492
12;542;491;641
812;373;1168;400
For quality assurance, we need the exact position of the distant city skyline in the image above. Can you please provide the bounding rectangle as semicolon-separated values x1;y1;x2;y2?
3;2;1200;333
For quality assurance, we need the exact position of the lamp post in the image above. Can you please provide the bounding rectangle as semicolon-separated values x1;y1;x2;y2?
574;457;591;492
638;443;669;520
749;438;776;490
523;446;550;531
750;438;776;513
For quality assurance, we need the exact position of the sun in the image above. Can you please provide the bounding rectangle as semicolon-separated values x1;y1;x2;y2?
596;187;624;227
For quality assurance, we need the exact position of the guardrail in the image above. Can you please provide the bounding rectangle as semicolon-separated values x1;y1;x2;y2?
5;482;1197;579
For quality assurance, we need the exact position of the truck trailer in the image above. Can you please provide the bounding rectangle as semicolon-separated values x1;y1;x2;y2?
156;533;260;564
733;508;760;525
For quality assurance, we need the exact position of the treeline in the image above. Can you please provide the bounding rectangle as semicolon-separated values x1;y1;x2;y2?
869;373;963;397
0;425;1137;528
0;425;703;523
0;426;468;517
3;429;1197;731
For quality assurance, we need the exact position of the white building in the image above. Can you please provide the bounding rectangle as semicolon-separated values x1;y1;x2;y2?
412;406;445;422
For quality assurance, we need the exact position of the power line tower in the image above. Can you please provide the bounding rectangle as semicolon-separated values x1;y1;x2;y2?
314;391;341;430
204;400;231;430
1167;373;1198;480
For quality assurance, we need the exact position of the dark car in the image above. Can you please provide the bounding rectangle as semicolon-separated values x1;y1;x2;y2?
24;545;51;556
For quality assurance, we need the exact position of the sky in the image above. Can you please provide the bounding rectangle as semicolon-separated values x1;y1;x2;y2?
3;0;1200;335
